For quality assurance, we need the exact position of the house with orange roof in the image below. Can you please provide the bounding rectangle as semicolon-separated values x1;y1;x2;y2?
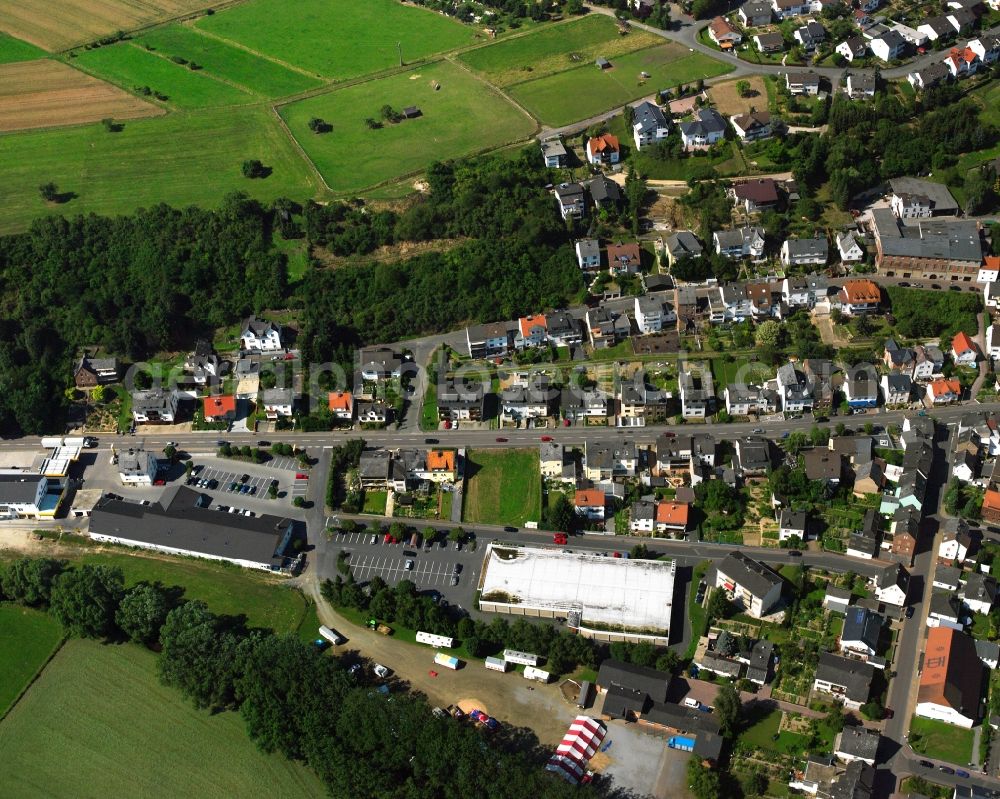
203;394;236;422
516;314;548;349
982;488;1000;523
951;331;979;366
328;391;354;421
915;627;983;727
575;488;606;521
655;502;689;535
426;449;457;481
926;377;962;404
586;134;620;166
837;279;881;315
980;254;1000;284
708;16;742;48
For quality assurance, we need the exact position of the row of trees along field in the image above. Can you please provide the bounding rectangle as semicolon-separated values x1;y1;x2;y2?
0;148;583;435
0;557;600;799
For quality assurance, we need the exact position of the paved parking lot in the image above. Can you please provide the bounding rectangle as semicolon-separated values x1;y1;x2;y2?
267;455;301;472
195;465;273;496
350;552;465;587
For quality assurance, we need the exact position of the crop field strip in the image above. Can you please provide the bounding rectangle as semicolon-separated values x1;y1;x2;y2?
72;42;256;109
195;0;475;81
0;0;217;52
0;31;46;64
0;59;163;132
0;605;64;718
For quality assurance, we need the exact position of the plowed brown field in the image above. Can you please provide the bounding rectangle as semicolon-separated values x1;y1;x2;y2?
0;60;162;132
0;0;214;51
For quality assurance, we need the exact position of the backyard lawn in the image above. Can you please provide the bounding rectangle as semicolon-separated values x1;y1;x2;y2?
463;448;541;527
908;716;975;764
363;490;389;515
0;604;63;717
196;0;474;80
0;640;326;798
281;61;534;192
509;44;733;126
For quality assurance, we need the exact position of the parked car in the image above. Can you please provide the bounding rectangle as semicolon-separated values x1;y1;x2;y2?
451;575;459;586
938;766;955;775
918;760;933;768
553;533;568;545
240;474;249;483
370;535;377;545
405;559;414;570
955;769;970;778
540;435;553;442
296;473;309;480
495;437;508;443
905;606;915;618
153;478;166;486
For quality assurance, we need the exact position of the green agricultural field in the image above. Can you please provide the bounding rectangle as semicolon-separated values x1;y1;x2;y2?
510;44;734;126
0;640;326;799
138;25;322;98
73;43;254;109
281;61;534;192
458;15;661;87
0;604;63;717
0;105;318;234
463;448;541;527
196;0;474;80
0;31;45;64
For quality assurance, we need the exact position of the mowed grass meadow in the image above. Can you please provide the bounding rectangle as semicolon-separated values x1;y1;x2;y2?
0;640;327;799
281;61;535;192
138;25;322;98
0;31;45;64
0;604;63;717
0;105;318;233
510;44;734;126
73;43;255;109
459;15;660;87
463;448;541;527
196;0;475;80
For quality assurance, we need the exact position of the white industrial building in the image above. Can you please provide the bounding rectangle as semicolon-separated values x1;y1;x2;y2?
479;544;675;645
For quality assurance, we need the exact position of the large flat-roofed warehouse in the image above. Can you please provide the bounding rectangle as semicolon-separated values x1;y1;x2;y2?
479;544;675;645
89;486;296;573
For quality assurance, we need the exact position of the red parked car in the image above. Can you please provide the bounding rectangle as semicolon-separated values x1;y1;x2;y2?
540;435;553;442
295;473;309;480
553;533;568;545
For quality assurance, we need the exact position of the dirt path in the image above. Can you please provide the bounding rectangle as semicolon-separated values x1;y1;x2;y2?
304;578;578;745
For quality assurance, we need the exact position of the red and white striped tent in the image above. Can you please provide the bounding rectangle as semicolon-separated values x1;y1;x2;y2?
545;716;607;783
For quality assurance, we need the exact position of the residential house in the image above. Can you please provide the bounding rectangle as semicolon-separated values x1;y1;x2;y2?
575;239;602;272
883;338;915;373
786;71;821;95
736;436;773;476
837;279;880;315
939;518;974;563
540;137;568;168
725;384;779;416
918;16;957;41
664;231;703;266
358;449;391;488
782;276;813;308
73;355;120;389
131;389;178;424
891;22;928;46
947;8;976;34
794;20;826;49
185;347;225;386
913;345;945;381
778;508;808;541
803;358;835;408
840;606;884;659
813;652;876;709
976;640;1000;670
606;241;642;275
260;387;295;419
746;281;777;318
825;586;853;614
927;378;962;405
845;72;876;99
240;315;282;353
871;563;909;606
943;46;981;77
754;31;785;52
203;394;237;423
776;362;814;412
908;62;952;90
773;0;811;18
740;0;774;25
632;100;671;149
714;227;766;260
953;438;981;483
951;331;979;367
547;310;583;347
730;111;773;142
561;388;609;421
961;572;997;614
583;439;638;480
575;488;606;521
586;134;620;165
540;442;576;484
589;174;622;208
732;179;780;213
853;460;885;496
880;373;912;406
709;16;743;48
844;372;879;409
516;314;548;349
713;552;784;618
915;627;983;728
595;659;670;721
929;592;963;630
586;306;631;349
887;507;918;565
836;231;865;264
554;183;586;219
635;295;676;334
837;37;868;62
780;236;828;267
834;727;880;766
117;448;159;487
853;8;871;25
980;254;1000;283
437;379;485;421
870;29;906;61
987;322;1000;360
679;365;713;418
630;501;657;534
679;108;727;150
803;449;844;489
654;502;690;536
466;320;516;360
500;377;554;421
969;36;1000;64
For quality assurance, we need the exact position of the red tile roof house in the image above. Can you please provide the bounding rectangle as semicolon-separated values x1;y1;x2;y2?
655;502;689;535
708;16;743;48
586;134;620;165
606;241;642;275
732;179;780;213
328;391;354;421
203;394;236;422
575;489;606;521
926;377;962;404
950;331;979;367
982;488;1000;523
